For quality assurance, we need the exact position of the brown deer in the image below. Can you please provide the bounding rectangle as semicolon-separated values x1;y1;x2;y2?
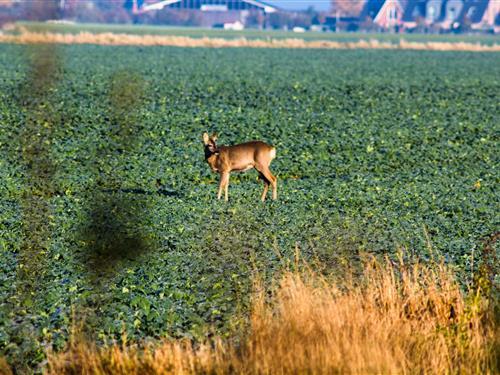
202;132;277;202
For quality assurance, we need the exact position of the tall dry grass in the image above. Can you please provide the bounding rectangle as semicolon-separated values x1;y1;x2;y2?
0;357;12;375
0;29;499;51
45;257;498;374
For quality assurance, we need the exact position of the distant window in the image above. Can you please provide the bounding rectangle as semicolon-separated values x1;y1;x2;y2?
467;6;477;19
387;7;397;20
448;7;456;20
428;6;435;20
427;3;441;22
201;4;228;11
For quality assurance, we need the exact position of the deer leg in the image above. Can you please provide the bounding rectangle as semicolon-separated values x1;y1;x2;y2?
224;172;230;202
217;172;225;200
258;172;270;202
257;165;277;201
218;172;230;201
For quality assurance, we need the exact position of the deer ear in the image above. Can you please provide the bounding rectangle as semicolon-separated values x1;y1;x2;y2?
210;133;218;142
202;132;209;145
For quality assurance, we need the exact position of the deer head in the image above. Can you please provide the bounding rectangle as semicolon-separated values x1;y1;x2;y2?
202;132;219;159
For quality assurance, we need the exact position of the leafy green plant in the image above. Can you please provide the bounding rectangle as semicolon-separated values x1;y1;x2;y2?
0;44;498;370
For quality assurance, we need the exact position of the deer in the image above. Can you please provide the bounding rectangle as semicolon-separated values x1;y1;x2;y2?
202;132;277;202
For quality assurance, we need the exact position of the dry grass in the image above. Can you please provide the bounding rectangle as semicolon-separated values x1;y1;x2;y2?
44;257;498;374
0;30;499;51
0;357;12;375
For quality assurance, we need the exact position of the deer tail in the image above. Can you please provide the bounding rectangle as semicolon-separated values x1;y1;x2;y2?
270;147;276;160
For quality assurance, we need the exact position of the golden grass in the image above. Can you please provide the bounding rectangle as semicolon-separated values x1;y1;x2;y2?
45;257;498;374
0;357;12;375
0;30;499;51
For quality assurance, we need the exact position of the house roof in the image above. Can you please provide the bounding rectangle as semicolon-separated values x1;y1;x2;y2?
456;0;489;23
240;0;279;12
140;0;279;13
328;0;497;26
402;0;427;21
361;0;420;22
359;0;386;19
428;0;491;24
436;0;449;23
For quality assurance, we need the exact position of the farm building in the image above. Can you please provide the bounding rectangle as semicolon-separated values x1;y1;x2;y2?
130;0;278;27
329;0;499;32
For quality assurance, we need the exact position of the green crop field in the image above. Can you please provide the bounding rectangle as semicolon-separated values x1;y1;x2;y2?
0;44;499;369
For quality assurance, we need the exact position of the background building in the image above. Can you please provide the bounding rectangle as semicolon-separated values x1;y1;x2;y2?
130;0;278;27
328;0;499;33
0;0;497;33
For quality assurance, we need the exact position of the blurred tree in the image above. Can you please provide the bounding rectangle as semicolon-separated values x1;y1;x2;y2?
246;9;265;29
21;0;62;21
